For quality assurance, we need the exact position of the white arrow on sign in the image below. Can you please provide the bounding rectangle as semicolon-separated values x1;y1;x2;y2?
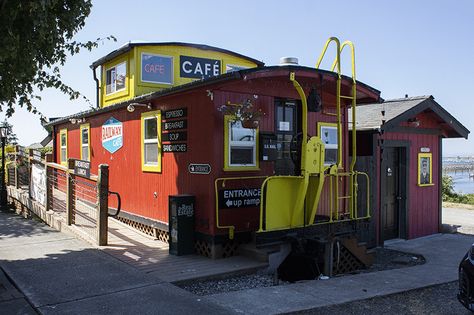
226;199;233;207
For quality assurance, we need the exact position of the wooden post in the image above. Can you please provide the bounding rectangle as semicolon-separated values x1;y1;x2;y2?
323;239;334;277
97;164;109;246
66;159;75;225
14;146;20;189
28;149;34;196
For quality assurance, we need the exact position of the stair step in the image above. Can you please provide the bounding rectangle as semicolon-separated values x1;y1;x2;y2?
238;243;280;263
341;237;374;267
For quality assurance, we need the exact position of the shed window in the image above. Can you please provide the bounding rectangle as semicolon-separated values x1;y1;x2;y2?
319;123;338;166
59;129;68;166
141;111;161;172
224;116;258;170
105;62;126;95
80;124;90;161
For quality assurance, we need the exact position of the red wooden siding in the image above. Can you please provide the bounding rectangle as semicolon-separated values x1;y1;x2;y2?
53;70;378;238
378;130;440;239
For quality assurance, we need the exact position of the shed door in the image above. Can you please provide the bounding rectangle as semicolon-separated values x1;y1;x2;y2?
274;100;299;175
383;147;400;240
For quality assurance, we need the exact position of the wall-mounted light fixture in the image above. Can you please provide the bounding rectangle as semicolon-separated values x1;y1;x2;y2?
127;102;152;113
69;117;86;124
408;117;420;127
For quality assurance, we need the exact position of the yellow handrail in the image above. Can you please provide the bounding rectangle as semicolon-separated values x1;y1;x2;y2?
215;176;268;239
316;37;342;168
317;37;361;219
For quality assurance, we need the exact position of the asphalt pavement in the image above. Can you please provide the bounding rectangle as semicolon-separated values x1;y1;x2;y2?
0;210;233;315
1;206;473;314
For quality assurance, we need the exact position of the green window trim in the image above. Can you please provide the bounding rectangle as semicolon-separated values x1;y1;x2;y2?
317;122;339;167
80;123;91;161
141;110;162;172
59;129;68;166
223;115;259;171
105;61;127;95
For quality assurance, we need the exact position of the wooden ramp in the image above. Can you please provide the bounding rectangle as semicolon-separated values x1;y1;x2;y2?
102;218;268;283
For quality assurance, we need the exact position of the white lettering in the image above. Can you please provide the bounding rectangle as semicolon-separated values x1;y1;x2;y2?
205;63;211;75
213;63;220;76
194;63;203;75
182;61;192;74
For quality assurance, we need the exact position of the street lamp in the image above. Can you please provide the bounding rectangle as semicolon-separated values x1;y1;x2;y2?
0;126;8;210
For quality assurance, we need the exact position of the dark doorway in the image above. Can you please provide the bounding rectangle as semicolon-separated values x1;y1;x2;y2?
274;99;300;175
381;146;408;241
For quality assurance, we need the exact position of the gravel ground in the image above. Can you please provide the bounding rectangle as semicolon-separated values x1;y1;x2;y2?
291;281;471;315
177;248;425;296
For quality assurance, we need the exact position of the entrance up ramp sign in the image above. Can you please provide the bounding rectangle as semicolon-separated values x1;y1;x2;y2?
102;117;123;153
218;188;261;209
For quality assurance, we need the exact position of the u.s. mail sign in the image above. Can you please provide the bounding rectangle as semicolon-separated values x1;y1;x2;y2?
102;117;123;153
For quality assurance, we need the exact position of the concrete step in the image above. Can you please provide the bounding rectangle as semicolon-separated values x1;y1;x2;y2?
238;242;292;272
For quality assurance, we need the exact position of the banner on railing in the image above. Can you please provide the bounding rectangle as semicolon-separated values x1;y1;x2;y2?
30;163;46;206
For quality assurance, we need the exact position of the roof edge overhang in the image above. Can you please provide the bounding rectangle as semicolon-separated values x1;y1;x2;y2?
45;66;381;128
90;42;265;69
382;96;470;139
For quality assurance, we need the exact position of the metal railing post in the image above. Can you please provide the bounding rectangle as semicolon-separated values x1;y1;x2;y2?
45;153;53;211
66;159;75;225
97;164;109;246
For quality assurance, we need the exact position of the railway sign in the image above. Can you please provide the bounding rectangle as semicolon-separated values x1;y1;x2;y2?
102;117;123;154
218;188;261;209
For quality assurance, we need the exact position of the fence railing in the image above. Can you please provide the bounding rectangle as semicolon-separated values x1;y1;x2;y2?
6;147;110;246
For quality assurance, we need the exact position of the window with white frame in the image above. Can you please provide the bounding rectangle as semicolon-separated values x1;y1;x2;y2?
60;129;67;165
319;124;338;166
228;120;257;167
80;124;90;161
141;110;161;172
105;62;126;95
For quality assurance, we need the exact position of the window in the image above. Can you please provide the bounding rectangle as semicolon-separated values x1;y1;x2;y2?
80;124;90;161
141;111;161;172
224;116;258;170
59;129;68;166
105;62;126;95
318;123;338;166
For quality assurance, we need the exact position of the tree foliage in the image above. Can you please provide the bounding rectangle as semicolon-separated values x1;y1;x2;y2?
442;174;474;205
0;0;115;121
0;120;18;145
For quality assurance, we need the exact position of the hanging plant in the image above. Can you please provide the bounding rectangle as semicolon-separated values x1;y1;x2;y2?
217;99;265;128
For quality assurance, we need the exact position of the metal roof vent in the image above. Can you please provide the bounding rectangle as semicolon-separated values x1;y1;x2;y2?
279;57;299;66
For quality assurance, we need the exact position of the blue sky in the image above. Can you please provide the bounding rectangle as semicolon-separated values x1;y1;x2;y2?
4;0;474;155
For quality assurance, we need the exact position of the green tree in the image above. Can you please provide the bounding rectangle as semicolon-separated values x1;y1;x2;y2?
0;0;115;120
0;120;18;145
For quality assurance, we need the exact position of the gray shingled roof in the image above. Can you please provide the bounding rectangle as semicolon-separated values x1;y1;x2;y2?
349;95;469;138
349;95;430;131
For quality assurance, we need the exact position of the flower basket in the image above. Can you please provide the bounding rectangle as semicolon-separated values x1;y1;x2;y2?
217;99;265;129
241;119;259;129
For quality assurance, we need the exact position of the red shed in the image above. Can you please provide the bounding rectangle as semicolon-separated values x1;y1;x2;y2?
350;96;469;246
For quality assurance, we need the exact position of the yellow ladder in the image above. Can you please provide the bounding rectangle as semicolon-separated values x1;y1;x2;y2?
315;37;358;219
